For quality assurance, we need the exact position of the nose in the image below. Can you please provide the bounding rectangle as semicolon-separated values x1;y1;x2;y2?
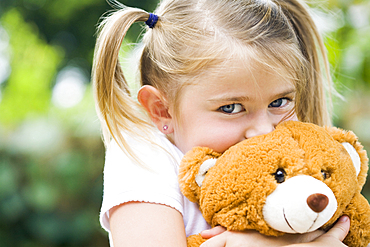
244;111;275;139
307;193;329;213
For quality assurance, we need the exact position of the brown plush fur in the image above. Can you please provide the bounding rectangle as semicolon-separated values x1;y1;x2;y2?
179;121;370;247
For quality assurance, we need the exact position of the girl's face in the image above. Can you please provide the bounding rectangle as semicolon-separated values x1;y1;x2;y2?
170;59;298;154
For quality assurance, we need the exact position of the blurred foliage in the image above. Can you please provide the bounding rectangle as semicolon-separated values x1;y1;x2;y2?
0;0;369;246
0;9;62;124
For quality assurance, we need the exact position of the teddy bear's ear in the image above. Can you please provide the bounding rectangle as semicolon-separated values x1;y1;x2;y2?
342;142;361;176
325;126;369;187
179;147;222;203
195;158;217;187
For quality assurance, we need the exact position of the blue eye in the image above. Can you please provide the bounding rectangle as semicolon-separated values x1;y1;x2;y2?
269;98;289;108
219;104;244;114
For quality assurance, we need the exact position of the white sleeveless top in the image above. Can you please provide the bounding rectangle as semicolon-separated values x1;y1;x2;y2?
99;130;210;246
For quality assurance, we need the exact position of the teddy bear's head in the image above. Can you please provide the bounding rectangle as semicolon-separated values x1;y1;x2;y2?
179;121;369;237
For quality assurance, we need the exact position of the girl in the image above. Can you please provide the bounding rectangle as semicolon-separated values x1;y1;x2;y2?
93;0;351;246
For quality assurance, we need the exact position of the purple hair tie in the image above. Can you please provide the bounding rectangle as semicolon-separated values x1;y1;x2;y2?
145;13;158;28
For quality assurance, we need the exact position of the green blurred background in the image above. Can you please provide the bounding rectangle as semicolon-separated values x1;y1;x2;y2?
0;0;369;246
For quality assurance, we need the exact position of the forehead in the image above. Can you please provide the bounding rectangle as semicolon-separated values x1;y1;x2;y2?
183;57;296;99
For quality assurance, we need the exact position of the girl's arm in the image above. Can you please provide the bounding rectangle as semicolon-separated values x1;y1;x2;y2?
109;202;187;247
199;216;350;247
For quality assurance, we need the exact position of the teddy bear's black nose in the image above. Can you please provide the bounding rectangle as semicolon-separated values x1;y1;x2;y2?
307;193;329;213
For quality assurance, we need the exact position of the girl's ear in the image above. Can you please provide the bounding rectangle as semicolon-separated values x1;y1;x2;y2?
138;85;173;134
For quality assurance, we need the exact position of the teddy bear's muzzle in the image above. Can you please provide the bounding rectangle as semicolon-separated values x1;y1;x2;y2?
262;175;337;234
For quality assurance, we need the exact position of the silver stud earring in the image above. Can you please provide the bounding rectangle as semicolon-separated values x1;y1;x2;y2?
163;125;168;131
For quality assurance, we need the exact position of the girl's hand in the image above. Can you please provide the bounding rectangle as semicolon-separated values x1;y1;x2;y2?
199;216;350;247
199;229;323;247
295;216;350;247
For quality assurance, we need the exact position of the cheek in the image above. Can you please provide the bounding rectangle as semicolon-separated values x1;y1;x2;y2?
281;112;298;122
192;125;244;153
207;138;241;153
290;113;299;121
175;121;242;154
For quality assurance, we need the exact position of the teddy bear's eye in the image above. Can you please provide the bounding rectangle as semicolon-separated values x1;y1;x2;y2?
321;170;330;180
273;168;286;183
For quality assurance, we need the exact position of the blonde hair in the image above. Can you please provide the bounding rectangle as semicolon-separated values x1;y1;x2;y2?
93;0;333;156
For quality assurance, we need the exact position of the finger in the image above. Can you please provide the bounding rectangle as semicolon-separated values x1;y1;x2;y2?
201;226;227;239
325;216;350;241
298;229;325;243
200;233;226;247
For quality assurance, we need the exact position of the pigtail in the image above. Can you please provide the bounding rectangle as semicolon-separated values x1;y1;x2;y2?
278;0;333;126
92;6;154;158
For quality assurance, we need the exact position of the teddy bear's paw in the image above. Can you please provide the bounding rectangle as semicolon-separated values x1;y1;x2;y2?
187;234;207;247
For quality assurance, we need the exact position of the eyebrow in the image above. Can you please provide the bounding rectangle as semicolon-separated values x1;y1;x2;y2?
207;89;296;103
207;95;250;102
273;89;296;99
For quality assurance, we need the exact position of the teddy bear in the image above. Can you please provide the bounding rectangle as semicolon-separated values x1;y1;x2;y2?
179;121;370;247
